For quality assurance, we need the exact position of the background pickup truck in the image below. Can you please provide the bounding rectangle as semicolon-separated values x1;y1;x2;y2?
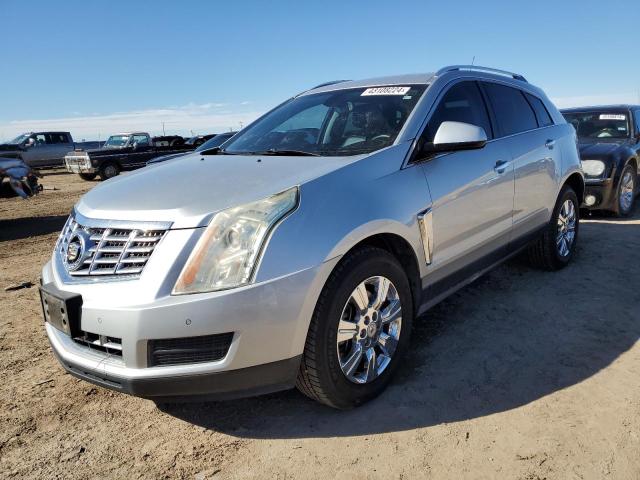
64;132;196;180
0;132;75;168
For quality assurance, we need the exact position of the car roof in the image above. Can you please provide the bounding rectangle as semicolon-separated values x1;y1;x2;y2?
299;73;436;96
561;105;640;113
112;132;148;136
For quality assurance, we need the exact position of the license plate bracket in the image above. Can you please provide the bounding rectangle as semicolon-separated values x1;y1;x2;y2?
40;283;82;337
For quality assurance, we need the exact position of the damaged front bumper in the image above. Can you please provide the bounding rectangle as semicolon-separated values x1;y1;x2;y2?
0;156;42;198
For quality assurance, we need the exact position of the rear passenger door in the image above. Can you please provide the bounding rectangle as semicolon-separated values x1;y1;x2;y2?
417;81;514;287
481;82;559;245
47;133;74;167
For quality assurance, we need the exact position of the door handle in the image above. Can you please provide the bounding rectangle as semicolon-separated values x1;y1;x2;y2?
494;159;511;174
545;139;556;149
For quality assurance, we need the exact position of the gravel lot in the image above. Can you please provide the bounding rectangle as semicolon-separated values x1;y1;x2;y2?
1;171;639;479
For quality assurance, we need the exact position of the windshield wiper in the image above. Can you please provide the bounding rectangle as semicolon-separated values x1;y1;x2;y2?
250;149;320;157
200;147;237;155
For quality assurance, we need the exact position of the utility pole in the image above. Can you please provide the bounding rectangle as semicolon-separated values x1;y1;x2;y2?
471;56;476;66
162;122;166;136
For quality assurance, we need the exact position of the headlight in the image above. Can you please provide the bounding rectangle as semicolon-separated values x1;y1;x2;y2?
173;187;298;294
581;159;606;177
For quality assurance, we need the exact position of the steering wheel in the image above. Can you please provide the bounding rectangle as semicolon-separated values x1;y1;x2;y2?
594;128;618;138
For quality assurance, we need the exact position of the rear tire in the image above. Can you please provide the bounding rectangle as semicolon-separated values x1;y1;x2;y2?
99;162;120;181
79;172;97;181
614;164;636;217
296;246;413;409
528;185;579;270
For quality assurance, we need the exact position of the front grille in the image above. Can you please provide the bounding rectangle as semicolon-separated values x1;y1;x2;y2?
73;331;123;357
57;216;167;277
147;333;234;367
65;155;89;166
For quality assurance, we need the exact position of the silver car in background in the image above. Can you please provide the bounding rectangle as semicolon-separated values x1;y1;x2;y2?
41;66;583;408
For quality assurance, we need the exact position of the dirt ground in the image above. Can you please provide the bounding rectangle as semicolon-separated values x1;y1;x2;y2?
1;171;639;479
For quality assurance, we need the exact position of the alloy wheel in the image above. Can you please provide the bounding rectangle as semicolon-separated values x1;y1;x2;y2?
336;276;402;384
619;170;635;213
556;199;577;257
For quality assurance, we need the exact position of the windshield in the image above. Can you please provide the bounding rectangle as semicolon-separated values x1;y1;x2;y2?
223;85;426;156
196;133;236;152
563;111;630;139
104;135;130;148
6;133;31;145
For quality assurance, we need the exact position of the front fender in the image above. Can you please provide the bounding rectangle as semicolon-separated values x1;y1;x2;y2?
255;145;432;284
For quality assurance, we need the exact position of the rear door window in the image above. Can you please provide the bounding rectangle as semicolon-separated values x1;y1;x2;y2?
482;83;538;137
423;81;493;142
131;134;150;146
525;93;554;127
49;133;70;144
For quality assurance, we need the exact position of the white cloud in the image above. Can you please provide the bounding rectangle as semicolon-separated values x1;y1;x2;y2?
0;103;262;142
551;92;639;109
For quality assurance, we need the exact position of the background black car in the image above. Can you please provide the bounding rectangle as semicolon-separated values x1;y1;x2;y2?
184;134;216;147
562;105;640;216
146;131;237;166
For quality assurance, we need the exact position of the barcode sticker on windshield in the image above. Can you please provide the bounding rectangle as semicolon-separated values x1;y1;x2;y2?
599;114;626;121
362;86;411;96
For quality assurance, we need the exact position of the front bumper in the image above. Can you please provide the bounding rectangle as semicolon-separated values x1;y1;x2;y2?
42;251;338;399
64;156;95;174
50;336;301;400
582;178;615;210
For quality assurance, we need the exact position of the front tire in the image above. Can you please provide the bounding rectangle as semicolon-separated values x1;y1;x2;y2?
528;185;579;270
296;246;413;409
79;172;97;181
615;164;636;217
99;162;120;181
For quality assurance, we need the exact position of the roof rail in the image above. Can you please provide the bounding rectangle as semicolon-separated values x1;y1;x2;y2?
436;65;527;82
310;79;351;90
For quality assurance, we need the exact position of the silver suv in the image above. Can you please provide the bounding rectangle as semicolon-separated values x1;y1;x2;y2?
41;66;584;409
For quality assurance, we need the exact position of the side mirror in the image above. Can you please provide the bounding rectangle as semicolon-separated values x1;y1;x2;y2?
423;121;488;154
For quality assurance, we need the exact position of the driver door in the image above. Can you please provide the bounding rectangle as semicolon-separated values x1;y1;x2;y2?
130;134;153;165
21;134;49;167
417;81;514;287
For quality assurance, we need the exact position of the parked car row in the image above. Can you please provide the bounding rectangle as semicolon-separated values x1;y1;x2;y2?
42;65;632;410
0;131;233;176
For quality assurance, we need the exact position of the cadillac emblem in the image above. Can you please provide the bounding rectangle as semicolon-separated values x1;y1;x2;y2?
64;230;91;271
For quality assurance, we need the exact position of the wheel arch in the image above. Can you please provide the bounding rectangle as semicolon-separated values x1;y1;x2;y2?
334;232;422;315
563;171;585;204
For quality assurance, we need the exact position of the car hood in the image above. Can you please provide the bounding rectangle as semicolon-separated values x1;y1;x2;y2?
76;152;364;228
81;146;127;156
577;140;630;158
0;143;21;152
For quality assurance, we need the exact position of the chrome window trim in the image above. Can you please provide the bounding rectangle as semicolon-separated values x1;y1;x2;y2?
404;75;561;168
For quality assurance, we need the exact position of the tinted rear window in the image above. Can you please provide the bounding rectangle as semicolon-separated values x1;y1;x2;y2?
525;93;553;127
483;83;538;137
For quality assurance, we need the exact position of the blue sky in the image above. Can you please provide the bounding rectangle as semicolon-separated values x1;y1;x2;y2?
1;0;639;141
